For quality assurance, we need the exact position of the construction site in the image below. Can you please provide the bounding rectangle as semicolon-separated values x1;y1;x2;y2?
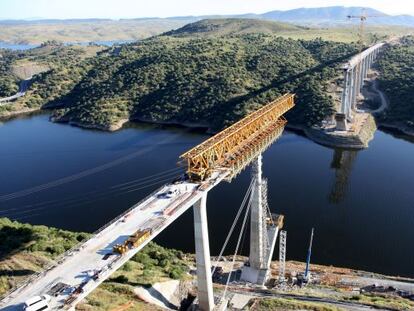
1;94;297;311
2;68;414;310
1;8;414;311
303;12;397;149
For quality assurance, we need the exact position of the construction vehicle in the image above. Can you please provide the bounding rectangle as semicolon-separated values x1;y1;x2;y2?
64;281;88;305
23;295;51;311
157;185;181;199
113;229;152;254
113;243;128;255
47;282;70;297
126;229;151;248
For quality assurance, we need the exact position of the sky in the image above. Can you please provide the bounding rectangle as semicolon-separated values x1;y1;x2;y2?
1;0;414;20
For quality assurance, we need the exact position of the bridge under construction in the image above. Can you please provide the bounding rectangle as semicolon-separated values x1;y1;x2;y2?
335;42;384;131
0;94;295;311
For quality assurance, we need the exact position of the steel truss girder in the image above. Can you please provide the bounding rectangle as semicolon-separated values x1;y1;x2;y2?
180;94;295;180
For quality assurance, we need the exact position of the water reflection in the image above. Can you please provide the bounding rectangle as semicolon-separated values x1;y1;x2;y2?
328;149;358;204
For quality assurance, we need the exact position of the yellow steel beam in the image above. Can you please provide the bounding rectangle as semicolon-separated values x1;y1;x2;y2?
180;93;295;180
182;93;294;158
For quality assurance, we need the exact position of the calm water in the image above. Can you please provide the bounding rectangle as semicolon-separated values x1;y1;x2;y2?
0;114;413;277
0;42;38;50
0;40;136;51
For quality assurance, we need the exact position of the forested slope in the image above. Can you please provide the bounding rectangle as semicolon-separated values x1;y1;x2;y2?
163;19;306;37
0;43;102;116
0;50;19;97
49;34;357;130
377;36;414;130
0;218;188;310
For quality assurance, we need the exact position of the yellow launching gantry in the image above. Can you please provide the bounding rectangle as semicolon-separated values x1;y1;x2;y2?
180;93;295;181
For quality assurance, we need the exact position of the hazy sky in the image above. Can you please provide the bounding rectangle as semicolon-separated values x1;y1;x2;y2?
1;0;414;19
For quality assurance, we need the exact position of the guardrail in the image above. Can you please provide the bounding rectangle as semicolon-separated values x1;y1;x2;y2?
0;182;171;303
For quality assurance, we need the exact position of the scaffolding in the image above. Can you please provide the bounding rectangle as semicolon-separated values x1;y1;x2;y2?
279;230;287;282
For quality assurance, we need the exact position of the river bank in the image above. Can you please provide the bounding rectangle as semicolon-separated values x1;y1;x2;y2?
378;122;414;138
2;217;414;311
2;104;413;150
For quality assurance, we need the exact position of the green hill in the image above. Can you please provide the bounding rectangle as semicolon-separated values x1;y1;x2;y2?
377;36;414;132
1;29;359;131
44;34;357;130
163;18;306;37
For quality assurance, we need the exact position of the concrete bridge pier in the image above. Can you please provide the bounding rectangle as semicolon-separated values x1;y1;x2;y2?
353;63;360;108
336;42;385;131
250;154;265;271
241;154;280;285
193;193;214;311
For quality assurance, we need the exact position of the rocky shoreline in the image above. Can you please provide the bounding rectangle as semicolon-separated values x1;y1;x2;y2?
305;114;377;149
378;121;414;138
0;107;41;121
1;106;413;149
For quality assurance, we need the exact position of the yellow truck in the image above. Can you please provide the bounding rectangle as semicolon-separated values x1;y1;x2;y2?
113;229;152;255
126;229;151;248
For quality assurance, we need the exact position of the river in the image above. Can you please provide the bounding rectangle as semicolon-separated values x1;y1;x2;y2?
0;113;413;278
0;40;136;51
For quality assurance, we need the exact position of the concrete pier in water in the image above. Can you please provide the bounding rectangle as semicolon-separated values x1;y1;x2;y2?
336;42;384;130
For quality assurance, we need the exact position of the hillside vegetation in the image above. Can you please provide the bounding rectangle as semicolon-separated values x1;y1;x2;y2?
44;34;357;130
0;218;188;310
164;18;307;37
377;36;414;130
0;50;20;97
0;217;90;295
164;18;408;44
0;19;192;45
0;42;102;116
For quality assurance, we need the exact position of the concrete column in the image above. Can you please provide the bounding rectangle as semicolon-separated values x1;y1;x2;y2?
359;60;364;92
368;53;372;72
337;68;351;130
346;69;353;120
250;155;264;270
340;69;349;114
349;67;357;113
354;63;360;99
349;68;355;118
361;57;367;88
193;193;214;311
362;57;367;86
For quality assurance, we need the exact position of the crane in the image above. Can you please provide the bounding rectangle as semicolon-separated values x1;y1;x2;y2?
347;9;385;50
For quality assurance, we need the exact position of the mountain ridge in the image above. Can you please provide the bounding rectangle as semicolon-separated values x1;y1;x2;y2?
163;18;307;37
2;6;414;27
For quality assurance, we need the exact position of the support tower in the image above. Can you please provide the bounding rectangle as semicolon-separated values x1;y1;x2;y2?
241;155;282;285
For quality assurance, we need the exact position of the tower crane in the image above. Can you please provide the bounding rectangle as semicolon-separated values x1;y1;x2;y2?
347;9;385;51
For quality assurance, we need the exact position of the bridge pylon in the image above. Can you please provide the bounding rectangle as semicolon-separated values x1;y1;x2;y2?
241;154;282;285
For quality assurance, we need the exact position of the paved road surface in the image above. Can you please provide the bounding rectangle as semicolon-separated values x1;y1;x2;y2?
0;172;227;310
369;79;389;114
0;78;31;104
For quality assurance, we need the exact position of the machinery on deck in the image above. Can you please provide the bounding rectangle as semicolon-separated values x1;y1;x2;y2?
113;229;151;255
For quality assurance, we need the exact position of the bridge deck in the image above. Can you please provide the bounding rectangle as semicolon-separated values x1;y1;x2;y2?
0;172;228;310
